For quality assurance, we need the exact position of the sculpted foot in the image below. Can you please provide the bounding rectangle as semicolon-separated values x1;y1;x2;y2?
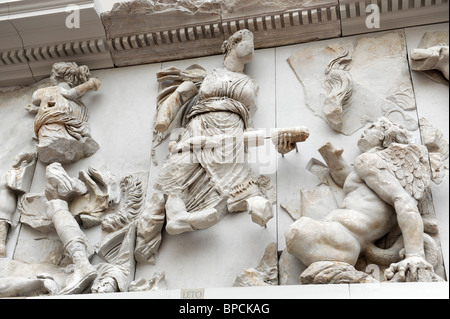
59;251;97;295
165;195;218;235
247;196;273;227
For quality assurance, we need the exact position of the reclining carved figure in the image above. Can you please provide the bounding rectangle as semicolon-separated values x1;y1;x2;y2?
286;117;444;283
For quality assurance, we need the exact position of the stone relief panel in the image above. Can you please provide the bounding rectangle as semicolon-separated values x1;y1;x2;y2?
134;30;283;273
288;30;419;135
1;23;449;297
1;58;159;297
1;161;148;296
282;118;446;284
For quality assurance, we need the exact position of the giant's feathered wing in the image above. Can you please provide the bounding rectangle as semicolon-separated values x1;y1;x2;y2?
376;143;431;202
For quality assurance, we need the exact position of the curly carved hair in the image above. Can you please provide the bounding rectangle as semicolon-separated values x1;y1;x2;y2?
221;29;254;56
377;117;412;147
50;62;90;87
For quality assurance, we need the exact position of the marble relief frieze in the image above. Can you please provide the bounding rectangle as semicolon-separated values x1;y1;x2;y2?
0;24;449;298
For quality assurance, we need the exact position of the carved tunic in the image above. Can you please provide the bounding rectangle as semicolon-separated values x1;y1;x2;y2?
156;68;260;212
33;85;90;141
31;84;98;164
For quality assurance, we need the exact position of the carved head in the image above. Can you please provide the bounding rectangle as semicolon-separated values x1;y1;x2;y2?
358;117;411;152
222;29;255;65
50;62;90;87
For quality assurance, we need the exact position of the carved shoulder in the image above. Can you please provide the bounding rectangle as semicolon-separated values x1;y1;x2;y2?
354;152;380;178
362;144;432;201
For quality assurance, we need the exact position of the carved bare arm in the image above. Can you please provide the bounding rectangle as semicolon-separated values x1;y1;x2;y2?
354;153;433;281
24;90;42;114
318;142;353;188
59;78;101;101
155;81;198;133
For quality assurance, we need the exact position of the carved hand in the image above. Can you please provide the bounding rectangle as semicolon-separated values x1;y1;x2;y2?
88;78;101;91
385;256;434;282
274;132;297;155
272;127;309;155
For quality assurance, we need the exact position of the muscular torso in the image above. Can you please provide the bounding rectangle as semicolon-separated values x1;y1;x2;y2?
343;170;392;214
329;167;397;245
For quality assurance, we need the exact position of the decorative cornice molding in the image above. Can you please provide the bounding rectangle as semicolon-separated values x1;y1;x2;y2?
0;0;449;87
1;38;108;65
0;0;113;87
102;1;341;67
1;0;92;16
339;0;449;35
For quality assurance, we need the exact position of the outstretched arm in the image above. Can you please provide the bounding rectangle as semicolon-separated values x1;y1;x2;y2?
59;78;101;100
318;143;353;188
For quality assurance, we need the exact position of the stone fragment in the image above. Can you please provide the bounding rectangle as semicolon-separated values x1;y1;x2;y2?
410;31;449;85
234;242;278;287
5;152;37;193
129;273;167;292
288;31;418;135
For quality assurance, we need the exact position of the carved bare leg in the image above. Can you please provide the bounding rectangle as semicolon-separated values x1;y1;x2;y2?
165;195;218;235
285;216;361;267
0;221;8;257
135;190;166;263
1;171;17;257
46;199;96;295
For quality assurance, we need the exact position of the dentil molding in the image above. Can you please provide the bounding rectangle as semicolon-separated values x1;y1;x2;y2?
0;0;113;87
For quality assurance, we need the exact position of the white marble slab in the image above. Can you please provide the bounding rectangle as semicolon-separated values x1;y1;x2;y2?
1;23;448;297
134;50;278;290
274;28;443;284
0;83;41;259
13;63;162;265
28;281;450;299
349;282;449;299
405;22;449;280
275;41;367;251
